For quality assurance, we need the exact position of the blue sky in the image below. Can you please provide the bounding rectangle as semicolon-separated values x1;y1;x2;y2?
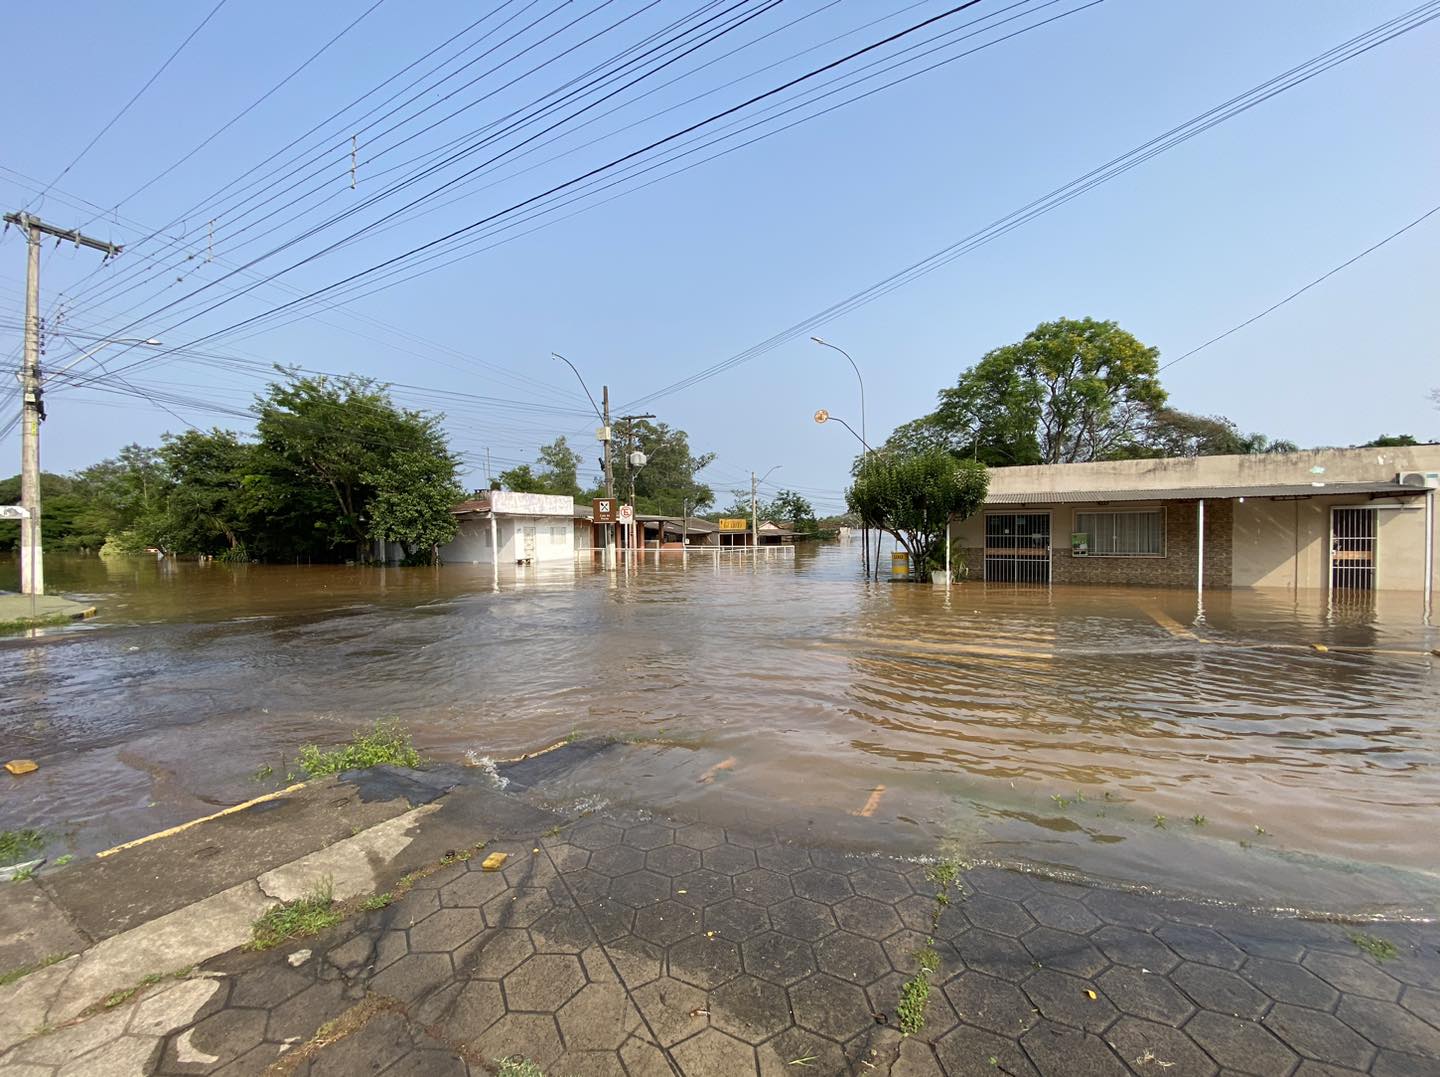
3;0;1437;515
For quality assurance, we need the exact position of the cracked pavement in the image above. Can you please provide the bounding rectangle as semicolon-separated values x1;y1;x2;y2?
4;802;1435;1076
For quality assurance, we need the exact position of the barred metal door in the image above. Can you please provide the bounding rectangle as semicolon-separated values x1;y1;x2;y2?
984;512;1051;583
1330;508;1376;590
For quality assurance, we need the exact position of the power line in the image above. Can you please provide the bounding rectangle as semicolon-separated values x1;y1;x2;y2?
1160;202;1440;372
85;0;997;374
619;1;1440;410
25;0;230;209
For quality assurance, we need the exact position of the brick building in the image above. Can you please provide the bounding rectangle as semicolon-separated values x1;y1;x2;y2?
950;446;1439;592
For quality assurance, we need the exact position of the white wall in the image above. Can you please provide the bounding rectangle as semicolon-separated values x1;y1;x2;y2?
438;516;574;564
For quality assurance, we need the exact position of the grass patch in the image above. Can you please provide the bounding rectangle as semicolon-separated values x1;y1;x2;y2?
496;1058;545;1077
9;865;37;882
0;953;69;988
1349;932;1398;962
0;828;45;866
359;892;393;911
295;720;420;778
0;614;74;634
53;854;73;867
250;879;341;950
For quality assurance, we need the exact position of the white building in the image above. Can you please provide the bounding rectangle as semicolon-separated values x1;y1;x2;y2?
438;491;575;565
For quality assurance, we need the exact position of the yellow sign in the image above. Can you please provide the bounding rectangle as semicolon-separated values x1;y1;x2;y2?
718;518;749;532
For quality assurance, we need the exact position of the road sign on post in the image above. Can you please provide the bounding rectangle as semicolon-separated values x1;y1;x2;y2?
616;504;634;525
0;506;31;519
593;498;617;524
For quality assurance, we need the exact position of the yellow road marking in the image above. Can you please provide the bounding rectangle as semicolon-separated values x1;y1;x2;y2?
1139;604;1198;640
95;781;309;859
698;757;736;785
854;786;886;817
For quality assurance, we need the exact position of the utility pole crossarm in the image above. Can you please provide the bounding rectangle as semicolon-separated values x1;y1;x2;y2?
5;212;122;257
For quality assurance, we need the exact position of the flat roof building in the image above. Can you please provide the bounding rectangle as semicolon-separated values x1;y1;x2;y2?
950;446;1439;592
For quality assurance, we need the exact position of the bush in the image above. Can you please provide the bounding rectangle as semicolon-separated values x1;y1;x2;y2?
295;720;421;778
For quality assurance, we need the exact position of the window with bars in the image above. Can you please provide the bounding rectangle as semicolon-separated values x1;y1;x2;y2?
1074;509;1164;556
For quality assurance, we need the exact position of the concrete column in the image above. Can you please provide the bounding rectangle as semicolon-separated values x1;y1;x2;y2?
1196;499;1206;592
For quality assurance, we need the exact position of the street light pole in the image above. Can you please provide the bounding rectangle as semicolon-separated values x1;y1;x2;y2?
814;409;879;578
811;337;868;575
551;352;613;562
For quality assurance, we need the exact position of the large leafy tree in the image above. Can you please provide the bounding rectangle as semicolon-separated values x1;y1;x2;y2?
252;372;452;561
366;449;464;564
769;489;817;533
612;420;716;514
498;437;583;498
847;450;988;577
932;317;1165;465
147;429;257;556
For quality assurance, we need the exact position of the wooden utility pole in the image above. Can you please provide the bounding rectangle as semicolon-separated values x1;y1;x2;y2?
4;212;121;595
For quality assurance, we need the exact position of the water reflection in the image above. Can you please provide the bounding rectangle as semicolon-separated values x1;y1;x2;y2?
1;550;1436;909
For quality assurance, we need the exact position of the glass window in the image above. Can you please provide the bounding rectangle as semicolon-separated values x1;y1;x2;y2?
1074;510;1163;556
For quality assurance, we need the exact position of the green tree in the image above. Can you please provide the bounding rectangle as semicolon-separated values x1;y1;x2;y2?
931;317;1164;465
252;372;452;561
365;449;464;564
1361;434;1419;447
769;489;817;534
498;437;583;497
847;449;989;577
147;429;257;557
614;420;715;512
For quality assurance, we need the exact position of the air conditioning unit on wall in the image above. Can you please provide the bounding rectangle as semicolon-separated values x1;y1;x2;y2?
1396;471;1440;488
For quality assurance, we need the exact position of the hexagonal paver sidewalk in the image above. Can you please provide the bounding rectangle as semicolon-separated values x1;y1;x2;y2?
11;805;1435;1076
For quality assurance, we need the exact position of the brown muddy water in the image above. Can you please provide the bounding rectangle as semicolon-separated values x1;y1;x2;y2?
2;548;1438;915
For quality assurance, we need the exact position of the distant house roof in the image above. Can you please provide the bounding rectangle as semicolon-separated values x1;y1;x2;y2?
637;514;718;534
758;520;797;534
985;480;1424;505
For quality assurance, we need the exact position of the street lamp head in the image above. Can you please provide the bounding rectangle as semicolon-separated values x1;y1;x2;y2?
814;409;829;424
143;339;162;346
810;336;825;344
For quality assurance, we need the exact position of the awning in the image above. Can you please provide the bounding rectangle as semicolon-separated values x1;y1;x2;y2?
985;480;1426;505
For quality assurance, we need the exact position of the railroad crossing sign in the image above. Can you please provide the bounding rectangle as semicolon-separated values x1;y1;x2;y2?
592;497;617;524
617;504;634;525
0;505;30;519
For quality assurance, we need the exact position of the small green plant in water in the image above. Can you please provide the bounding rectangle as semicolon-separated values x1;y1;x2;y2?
1254;825;1267;836
295;720;421;778
251;764;274;782
0;828;45;866
1153;814;1167;829
250;878;341;950
1050;794;1069;809
1349;932;1398;962
54;854;73;867
496;1058;545;1077
1191;814;1206;827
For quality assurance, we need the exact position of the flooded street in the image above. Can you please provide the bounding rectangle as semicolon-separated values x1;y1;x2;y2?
3;547;1438;915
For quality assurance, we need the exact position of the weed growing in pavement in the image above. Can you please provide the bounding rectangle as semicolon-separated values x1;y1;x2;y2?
1254;825;1267;835
496;1058;545;1077
250;878;341;950
0;614;73;633
1050;794;1070;809
896;969;931;1036
1349;932;1398;962
0;953;68;988
294;720;421;778
53;854;73;867
0;828;45;866
359;892;393;911
9;864;36;883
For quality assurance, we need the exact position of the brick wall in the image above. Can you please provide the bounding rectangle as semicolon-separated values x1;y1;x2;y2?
958;500;1234;588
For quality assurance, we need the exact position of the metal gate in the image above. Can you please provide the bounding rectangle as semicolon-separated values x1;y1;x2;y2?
984;512;1051;583
1330;507;1376;590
